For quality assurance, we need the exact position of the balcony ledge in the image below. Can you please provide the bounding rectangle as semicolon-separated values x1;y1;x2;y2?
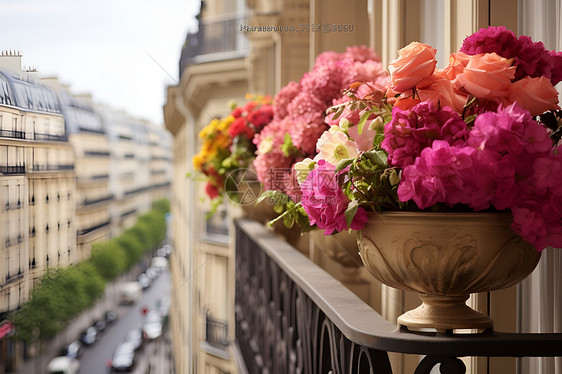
235;218;562;359
200;341;231;361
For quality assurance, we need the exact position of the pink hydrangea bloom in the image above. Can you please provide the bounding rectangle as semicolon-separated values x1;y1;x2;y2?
253;118;294;190
287;92;329;154
382;100;469;168
289;119;328;155
397;141;494;210
514;35;556;81
341;60;388;89
460;26;561;85
274;81;301;121
468;104;551;168
344;45;381;62
460;26;519;59
511;154;562;251
300;60;343;104
549;51;562;86
466;103;552;209
301;160;368;234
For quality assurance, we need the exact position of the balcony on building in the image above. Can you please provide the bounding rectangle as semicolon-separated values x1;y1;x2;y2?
82;193;114;207
202;312;230;360
77;219;111;237
179;13;248;72
233;219;562;374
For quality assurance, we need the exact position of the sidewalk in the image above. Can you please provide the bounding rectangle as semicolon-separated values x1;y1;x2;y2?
11;261;145;374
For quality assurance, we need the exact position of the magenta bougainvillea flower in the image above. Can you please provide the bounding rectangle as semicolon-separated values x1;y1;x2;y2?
382;101;469;168
460;26;562;85
301;160;368;235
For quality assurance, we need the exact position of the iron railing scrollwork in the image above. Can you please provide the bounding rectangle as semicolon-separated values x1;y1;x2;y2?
205;313;229;350
235;219;562;374
235;223;393;374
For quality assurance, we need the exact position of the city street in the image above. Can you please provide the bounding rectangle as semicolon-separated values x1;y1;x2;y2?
78;267;173;374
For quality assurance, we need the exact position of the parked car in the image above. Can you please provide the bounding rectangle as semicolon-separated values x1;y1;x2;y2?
93;319;106;334
151;256;168;270
145;266;159;280
137;273;152;290
60;340;82;359
156;244;172;258
105;310;118;325
47;356;80;374
124;329;143;351
119;282;142;305
79;326;97;346
109;342;136;372
142;311;163;340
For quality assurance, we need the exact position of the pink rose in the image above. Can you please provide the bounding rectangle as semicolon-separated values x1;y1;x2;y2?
507;76;560;116
455;53;516;101
443;52;471;80
418;70;469;113
388;42;437;92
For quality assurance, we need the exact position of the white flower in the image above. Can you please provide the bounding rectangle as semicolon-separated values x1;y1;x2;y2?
257;136;273;154
316;129;359;166
294;158;316;185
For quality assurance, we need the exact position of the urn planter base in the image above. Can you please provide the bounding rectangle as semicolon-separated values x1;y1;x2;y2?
357;212;541;331
397;295;492;331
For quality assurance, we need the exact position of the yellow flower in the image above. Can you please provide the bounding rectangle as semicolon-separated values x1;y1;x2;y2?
199;119;220;139
192;153;204;170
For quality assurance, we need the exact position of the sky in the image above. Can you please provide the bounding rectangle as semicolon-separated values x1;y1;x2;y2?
0;0;200;125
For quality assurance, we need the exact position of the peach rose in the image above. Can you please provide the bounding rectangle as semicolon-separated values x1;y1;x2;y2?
388;42;437;92
443;52;471;80
455;53;516;101
418;70;469;113
507;76;560;116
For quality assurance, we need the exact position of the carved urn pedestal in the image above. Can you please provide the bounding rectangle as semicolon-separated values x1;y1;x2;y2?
357;212;541;331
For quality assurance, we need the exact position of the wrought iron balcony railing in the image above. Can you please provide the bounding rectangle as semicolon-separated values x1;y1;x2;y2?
180;15;248;75
234;219;562;374
77;219;111;236
0;165;25;175
32;164;74;172
82;194;114;206
0;129;25;139
33;132;67;141
205;312;229;350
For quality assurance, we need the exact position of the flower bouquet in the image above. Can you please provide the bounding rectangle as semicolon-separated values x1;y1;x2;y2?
255;46;389;230
266;27;562;329
192;95;274;215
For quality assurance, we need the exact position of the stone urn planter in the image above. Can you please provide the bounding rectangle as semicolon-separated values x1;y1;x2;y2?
311;230;362;268
357;212;541;331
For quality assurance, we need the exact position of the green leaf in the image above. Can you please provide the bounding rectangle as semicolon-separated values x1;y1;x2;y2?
464;114;477;125
283;213;295;228
256;190;280;205
363;150;388;168
331;105;345;121
344;200;359;228
357;110;371;135
373;134;385;148
335;157;354;172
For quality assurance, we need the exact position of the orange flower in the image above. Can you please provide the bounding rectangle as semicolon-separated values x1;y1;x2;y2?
388;42;437;92
455;53;516;101
394;97;421;111
443;52;471;81
418;70;469;113
507;76;560;116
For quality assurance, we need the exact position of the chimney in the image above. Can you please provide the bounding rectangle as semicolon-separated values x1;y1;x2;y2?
24;67;38;83
0;50;24;78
